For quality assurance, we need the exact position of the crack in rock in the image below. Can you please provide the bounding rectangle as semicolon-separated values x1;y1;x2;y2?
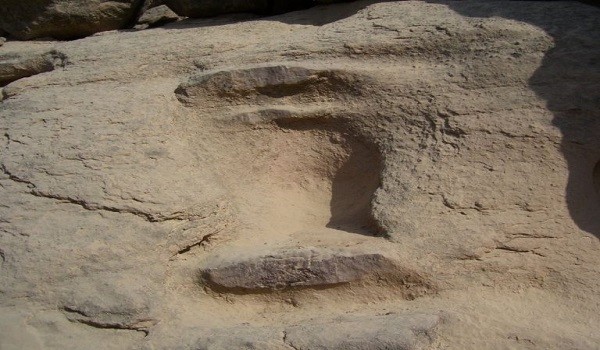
62;307;155;336
1;163;195;223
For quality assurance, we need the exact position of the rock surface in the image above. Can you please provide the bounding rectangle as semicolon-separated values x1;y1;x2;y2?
175;64;365;108
201;249;432;294
0;0;143;40
0;49;67;86
0;0;357;40
137;5;181;28
0;1;599;349
186;313;440;350
187;325;288;350
284;313;441;350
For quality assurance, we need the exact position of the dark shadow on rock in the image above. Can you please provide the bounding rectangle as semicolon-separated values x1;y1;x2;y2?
274;117;385;237
157;13;260;30
264;0;381;26
160;0;383;30
326;136;385;237
429;1;600;238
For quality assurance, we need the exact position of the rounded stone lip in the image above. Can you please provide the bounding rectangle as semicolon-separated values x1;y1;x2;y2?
174;63;371;107
198;248;434;295
200;249;389;291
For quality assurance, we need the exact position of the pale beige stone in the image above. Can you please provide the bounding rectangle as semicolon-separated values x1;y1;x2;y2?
0;1;599;349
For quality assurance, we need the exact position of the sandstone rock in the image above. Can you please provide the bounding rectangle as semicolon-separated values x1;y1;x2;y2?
177;65;317;97
0;307;144;349
0;1;599;349
161;0;320;18
284;313;441;350
137;5;181;28
59;272;159;334
188;326;287;350
175;64;364;109
0;0;360;40
187;313;440;350
201;249;432;294
0;309;44;350
0;50;67;86
0;0;143;40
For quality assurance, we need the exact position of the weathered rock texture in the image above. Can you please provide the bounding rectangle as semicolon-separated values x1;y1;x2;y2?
0;1;599;349
176;65;367;108
136;5;181;28
0;49;67;86
201;250;433;294
0;0;144;40
284;313;441;350
186;313;441;350
0;0;357;40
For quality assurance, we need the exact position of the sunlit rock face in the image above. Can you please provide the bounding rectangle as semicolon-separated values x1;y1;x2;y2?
0;1;599;349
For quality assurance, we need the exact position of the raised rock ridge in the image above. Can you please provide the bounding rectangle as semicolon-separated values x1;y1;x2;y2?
175;64;364;107
201;250;433;294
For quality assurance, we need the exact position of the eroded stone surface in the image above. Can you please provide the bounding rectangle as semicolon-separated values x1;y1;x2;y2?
185;325;287;350
175;65;364;107
137;5;181;28
1;1;599;349
0;0;142;40
201;250;431;293
185;313;441;350
0;49;67;86
284;313;441;350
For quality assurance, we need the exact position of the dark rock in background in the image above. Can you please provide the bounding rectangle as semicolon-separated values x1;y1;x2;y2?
0;0;143;40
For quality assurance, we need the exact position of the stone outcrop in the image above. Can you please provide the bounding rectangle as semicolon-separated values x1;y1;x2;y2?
175;65;364;108
0;0;360;40
201;250;432;294
0;0;357;40
0;49;67;86
136;5;181;29
0;0;143;40
0;1;599;349
284;313;441;350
